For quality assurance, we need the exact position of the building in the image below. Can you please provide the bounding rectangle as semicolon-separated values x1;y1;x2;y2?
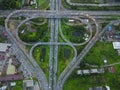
95;86;103;90
112;42;120;55
108;66;115;73
107;25;112;32
89;86;110;90
0;86;7;90
89;86;103;90
0;43;11;53
26;0;30;4
82;70;90;74
30;0;37;5
0;74;23;82
90;69;98;73
113;42;120;49
23;80;40;90
69;19;74;23
77;68;104;75
77;70;90;75
97;68;105;73
10;82;16;86
77;70;82;75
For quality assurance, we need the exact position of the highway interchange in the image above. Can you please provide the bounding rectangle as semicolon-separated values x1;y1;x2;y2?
1;0;120;90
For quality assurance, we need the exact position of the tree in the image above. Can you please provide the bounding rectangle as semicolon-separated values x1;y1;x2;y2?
0;0;21;10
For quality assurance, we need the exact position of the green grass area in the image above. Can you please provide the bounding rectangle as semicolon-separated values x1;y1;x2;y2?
62;0;120;10
0;18;5;26
33;45;49;80
64;67;120;90
37;0;49;10
37;0;46;6
0;36;6;42
13;80;23;90
58;33;65;42
0;0;21;10
76;45;86;54
57;45;75;77
63;41;120;90
0;32;7;42
10;17;26;21
30;18;45;23
83;42;120;66
18;19;50;43
25;45;32;52
64;71;104;90
61;19;88;43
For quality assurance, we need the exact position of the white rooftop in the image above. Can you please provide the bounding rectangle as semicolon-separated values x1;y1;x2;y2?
0;86;7;90
83;70;89;74
113;42;120;49
0;43;11;52
77;70;82;75
23;80;34;87
90;69;98;73
69;19;74;22
10;82;16;86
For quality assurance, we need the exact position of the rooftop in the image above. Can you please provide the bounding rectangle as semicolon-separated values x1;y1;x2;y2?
23;80;34;87
0;43;11;52
113;42;120;49
0;74;23;82
23;80;40;90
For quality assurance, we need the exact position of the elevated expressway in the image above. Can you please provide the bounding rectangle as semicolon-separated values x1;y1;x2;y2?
1;10;120;18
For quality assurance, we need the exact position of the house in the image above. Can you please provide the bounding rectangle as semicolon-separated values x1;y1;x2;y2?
0;74;23;82
0;86;7;90
82;70;90;74
10;82;16;86
90;69;98;73
0;43;11;53
77;70;90;75
89;86;105;90
107;25;112;32
108;66;115;73
2;31;7;36
23;80;40;90
30;0;37;5
112;42;120;55
26;0;30;5
23;80;34;88
95;86;103;90
89;87;103;90
69;19;74;23
97;68;105;73
113;42;120;49
77;70;82;75
77;68;104;75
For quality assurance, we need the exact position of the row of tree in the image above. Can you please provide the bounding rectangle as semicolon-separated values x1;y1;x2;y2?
0;0;21;10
